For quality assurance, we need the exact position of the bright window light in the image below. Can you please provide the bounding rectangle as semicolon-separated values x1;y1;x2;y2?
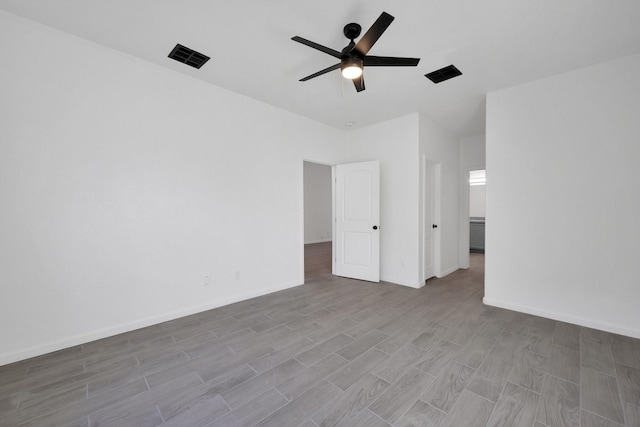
469;169;486;186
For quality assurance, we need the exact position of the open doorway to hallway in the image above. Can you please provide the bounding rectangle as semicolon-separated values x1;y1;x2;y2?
469;169;486;254
303;161;332;280
468;169;486;286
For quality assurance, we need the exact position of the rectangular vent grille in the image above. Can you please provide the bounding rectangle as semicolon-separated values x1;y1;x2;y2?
168;44;210;69
425;65;462;84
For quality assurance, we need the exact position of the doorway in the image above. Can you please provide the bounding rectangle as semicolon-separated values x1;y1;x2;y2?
302;160;382;282
303;161;333;280
466;169;486;283
468;170;486;254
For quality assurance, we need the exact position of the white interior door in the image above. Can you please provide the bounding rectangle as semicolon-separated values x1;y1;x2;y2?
335;161;380;282
423;157;435;281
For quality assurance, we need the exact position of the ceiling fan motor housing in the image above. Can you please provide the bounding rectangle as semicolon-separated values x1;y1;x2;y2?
343;23;362;40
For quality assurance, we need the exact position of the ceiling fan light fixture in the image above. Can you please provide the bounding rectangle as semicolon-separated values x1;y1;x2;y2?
341;57;363;79
293;11;418;92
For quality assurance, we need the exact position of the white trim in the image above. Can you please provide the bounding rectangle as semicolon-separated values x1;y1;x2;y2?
0;280;302;367
421;155;437;284
381;274;422;289
433;163;442;278
437;265;460;278
304;239;332;245
483;298;640;340
299;160;306;285
383;264;459;287
331;165;336;276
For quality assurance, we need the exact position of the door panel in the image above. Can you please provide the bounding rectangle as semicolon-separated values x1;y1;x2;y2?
343;232;371;266
335;161;380;282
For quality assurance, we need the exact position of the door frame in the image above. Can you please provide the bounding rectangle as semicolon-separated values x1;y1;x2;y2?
301;159;381;283
421;155;442;282
422;157;434;282
300;159;335;283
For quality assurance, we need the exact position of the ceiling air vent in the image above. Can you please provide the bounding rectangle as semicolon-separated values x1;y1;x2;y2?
168;44;210;69
425;65;462;84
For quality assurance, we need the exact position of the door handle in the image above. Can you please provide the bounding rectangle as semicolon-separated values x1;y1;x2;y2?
373;225;378;230
432;224;438;228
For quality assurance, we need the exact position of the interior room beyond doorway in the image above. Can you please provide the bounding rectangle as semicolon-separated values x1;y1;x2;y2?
303;161;333;280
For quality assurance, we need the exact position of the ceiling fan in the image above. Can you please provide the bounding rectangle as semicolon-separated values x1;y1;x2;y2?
292;11;420;92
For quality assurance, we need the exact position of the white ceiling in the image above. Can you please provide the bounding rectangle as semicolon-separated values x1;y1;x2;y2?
2;1;640;137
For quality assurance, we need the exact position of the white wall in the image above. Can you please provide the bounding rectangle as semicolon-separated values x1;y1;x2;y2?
0;11;468;365
303;162;332;244
420;115;461;278
459;135;486;268
341;114;422;287
0;12;343;365
485;53;640;338
337;114;463;287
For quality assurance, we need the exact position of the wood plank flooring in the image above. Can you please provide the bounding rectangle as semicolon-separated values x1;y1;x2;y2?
1;246;640;426
304;241;332;280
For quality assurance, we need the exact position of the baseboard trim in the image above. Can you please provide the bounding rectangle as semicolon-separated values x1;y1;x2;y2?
380;274;422;289
0;281;302;367
304;239;332;245
437;265;460;278
483;297;640;340
383;265;461;287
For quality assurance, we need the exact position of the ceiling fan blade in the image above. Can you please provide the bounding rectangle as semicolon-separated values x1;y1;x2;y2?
299;63;341;81
364;56;420;66
292;36;342;58
353;75;366;92
354;12;394;56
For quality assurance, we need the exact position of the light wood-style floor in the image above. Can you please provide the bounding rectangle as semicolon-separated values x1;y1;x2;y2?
1;244;640;427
